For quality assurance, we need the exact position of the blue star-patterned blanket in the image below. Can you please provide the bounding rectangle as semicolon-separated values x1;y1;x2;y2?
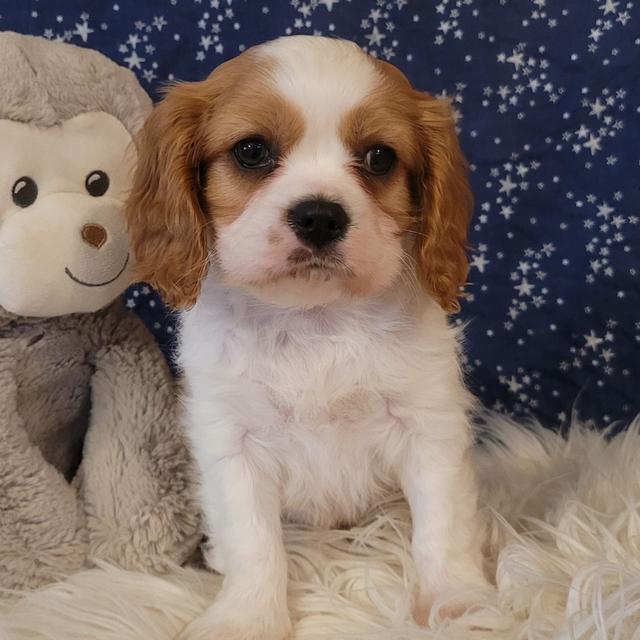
2;1;638;428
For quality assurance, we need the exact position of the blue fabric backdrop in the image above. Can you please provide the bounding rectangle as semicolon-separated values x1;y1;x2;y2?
2;0;638;428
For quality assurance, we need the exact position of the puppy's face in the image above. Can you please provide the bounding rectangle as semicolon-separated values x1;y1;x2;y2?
127;36;471;311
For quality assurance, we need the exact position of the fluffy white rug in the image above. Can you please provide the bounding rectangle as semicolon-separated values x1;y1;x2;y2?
2;413;640;640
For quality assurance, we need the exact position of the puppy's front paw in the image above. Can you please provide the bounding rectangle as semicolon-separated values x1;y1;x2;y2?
178;603;291;640
412;593;475;626
412;573;495;626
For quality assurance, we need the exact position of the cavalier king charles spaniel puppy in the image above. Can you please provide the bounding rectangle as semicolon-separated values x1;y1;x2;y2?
127;35;491;640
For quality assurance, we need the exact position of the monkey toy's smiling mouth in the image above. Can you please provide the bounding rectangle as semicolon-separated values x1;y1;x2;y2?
64;254;130;288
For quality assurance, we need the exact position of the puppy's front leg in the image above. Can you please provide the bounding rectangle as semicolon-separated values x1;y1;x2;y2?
180;440;290;640
400;424;490;625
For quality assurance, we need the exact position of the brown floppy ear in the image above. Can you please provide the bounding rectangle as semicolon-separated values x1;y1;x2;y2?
413;94;472;314
126;82;212;309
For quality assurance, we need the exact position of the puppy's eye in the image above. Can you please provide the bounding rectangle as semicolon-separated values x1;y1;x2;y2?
12;177;38;208
233;138;272;169
363;146;396;175
85;170;110;197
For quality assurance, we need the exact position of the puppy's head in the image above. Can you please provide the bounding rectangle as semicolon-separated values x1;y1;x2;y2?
127;36;471;311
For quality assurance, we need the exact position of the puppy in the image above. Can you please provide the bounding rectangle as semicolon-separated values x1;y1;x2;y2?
127;35;491;640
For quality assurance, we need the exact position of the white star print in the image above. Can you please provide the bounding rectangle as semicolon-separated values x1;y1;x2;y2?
599;0;619;15
499;175;518;196
124;49;145;68
589;98;607;119
583;135;602;155
470;254;490;273
514;279;535;297
584;331;604;351
365;25;386;46
73;21;94;42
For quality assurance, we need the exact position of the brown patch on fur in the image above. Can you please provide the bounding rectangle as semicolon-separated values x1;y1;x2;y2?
201;87;305;227
340;57;472;313
411;92;472;314
126;50;305;309
340;95;417;239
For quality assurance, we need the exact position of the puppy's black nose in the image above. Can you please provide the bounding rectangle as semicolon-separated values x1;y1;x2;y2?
287;198;349;250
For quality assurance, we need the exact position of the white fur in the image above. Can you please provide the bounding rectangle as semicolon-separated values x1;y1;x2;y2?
3;414;640;639
262;36;378;115
180;36;489;639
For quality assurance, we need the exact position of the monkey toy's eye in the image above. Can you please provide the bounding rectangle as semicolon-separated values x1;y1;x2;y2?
12;177;38;208
85;170;110;197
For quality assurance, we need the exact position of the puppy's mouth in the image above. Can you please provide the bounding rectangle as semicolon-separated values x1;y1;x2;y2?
286;248;353;279
231;249;355;289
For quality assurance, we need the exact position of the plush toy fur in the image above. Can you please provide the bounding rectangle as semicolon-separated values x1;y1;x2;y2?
0;32;200;593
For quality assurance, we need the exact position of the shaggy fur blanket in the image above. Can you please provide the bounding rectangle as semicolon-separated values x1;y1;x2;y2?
2;413;638;639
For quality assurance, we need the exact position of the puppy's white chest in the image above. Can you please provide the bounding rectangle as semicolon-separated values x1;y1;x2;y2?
269;382;393;526
261;354;395;527
263;349;382;426
181;287;459;528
